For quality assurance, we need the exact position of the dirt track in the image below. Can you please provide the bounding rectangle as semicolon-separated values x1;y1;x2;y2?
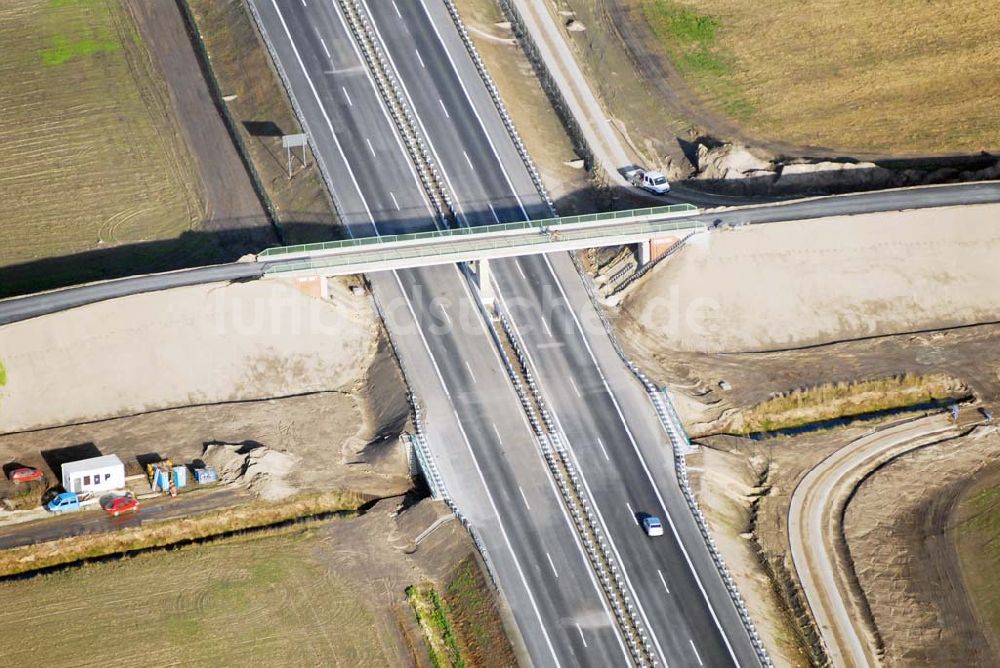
125;0;277;254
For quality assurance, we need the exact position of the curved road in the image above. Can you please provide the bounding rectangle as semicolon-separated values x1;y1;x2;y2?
788;413;973;667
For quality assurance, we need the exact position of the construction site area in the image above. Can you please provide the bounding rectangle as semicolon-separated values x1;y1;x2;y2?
602;203;1000;665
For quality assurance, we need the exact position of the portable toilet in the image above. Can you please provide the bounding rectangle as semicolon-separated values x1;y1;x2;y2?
173;465;187;489
148;461;173;493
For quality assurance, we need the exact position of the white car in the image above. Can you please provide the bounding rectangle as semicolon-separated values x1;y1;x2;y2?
642;516;664;537
629;169;671;195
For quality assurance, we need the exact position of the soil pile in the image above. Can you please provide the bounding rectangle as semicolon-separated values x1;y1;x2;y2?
201;442;298;501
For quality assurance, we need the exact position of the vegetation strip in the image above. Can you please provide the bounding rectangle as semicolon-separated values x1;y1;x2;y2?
0;490;371;579
729;374;968;435
408;582;467;668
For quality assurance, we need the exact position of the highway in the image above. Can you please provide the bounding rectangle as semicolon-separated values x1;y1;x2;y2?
248;0;629;664
0;0;998;665
350;0;759;663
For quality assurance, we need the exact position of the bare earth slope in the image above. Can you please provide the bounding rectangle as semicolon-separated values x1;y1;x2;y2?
0;279;376;433
618;203;1000;353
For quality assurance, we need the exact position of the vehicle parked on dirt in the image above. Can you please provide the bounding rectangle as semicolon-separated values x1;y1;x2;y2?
101;494;139;517
642;515;664;537
9;467;44;484
47;492;81;513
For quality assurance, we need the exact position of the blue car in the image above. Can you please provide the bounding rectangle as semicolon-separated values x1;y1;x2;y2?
47;492;81;513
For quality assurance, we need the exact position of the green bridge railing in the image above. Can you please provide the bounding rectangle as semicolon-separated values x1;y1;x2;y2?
257;203;697;258
262;214;705;275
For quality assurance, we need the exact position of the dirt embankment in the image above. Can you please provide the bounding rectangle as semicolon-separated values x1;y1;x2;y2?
608;207;1000;663
844;427;1000;666
616;204;1000;354
0;277;411;502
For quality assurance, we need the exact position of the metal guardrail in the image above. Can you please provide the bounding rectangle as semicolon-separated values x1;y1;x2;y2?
257;203;696;257
567;253;773;667
338;0;453;223
370;282;500;589
438;0;556;215
491;294;657;667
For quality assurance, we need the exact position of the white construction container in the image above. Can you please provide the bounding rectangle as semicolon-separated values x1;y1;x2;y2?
61;454;125;494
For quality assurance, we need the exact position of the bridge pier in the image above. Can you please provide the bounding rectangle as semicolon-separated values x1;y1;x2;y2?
636;239;651;267
473;258;495;306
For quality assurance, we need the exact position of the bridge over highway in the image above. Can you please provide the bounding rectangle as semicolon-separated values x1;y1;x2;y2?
257;203;701;276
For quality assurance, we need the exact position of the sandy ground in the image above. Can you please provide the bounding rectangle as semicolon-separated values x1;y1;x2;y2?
609;206;1000;663
316;497;516;667
0;278;378;432
617;203;1000;353
0;276;411;511
845;427;1000;666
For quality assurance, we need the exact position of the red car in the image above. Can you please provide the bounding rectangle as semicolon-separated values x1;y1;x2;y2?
103;495;139;517
9;467;44;484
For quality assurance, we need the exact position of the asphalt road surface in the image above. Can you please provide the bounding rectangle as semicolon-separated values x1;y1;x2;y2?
0;0;998;665
0;486;245;551
248;1;629;663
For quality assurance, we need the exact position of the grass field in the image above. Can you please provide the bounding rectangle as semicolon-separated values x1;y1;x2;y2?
955;476;1000;649
634;0;1000;153
0;0;208;296
0;525;389;666
0;490;366;577
444;556;517;666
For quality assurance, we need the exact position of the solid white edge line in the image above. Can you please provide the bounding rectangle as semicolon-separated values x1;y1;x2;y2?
327;0;438;219
538;253;742;666
493;279;669;664
269;0;378;238
326;1;627;660
413;0;531;220
359;0;479;230
454;267;632;665
391;270;562;667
